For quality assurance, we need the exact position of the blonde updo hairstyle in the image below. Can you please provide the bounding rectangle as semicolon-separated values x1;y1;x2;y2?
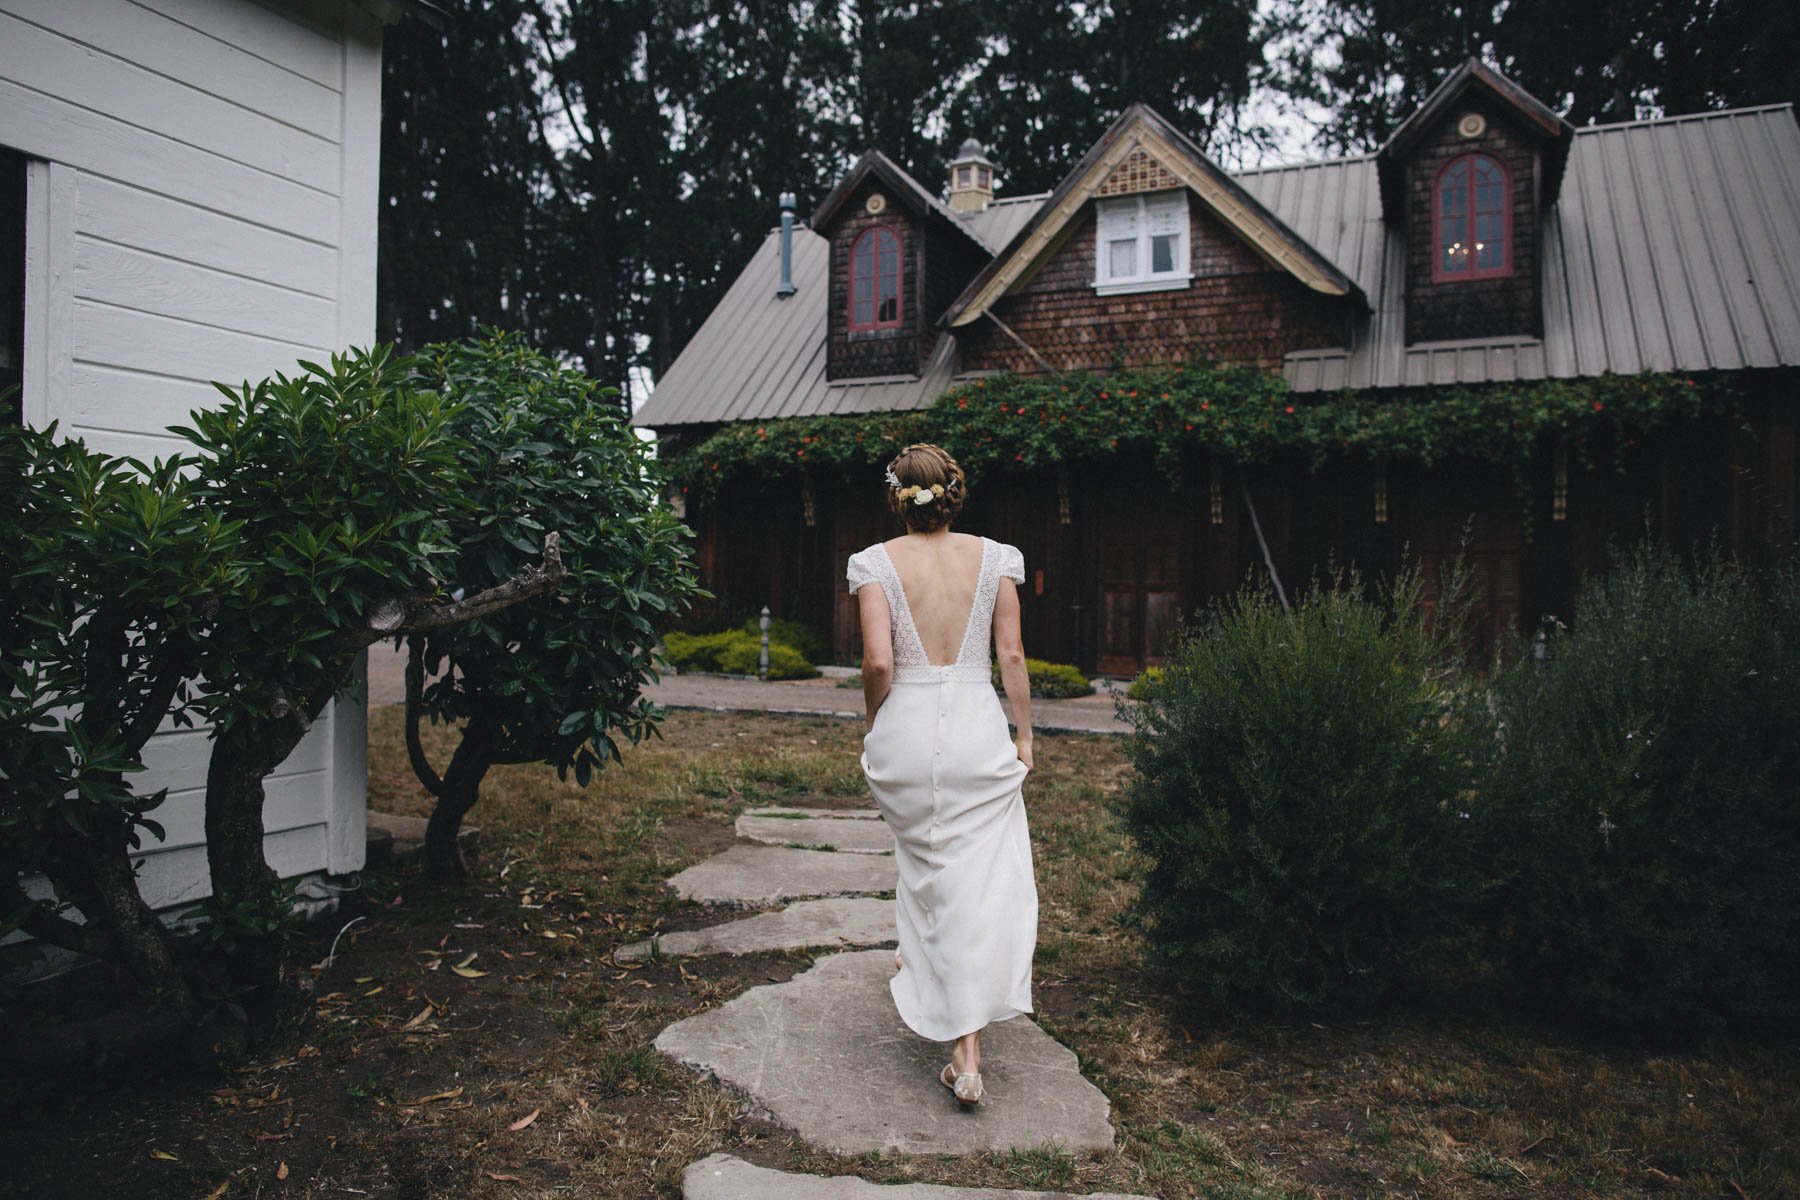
885;443;967;533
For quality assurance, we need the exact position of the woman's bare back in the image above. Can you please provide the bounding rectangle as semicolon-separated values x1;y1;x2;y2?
882;532;985;666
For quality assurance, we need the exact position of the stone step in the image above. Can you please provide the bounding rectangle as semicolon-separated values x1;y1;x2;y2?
683;1154;1153;1199
744;806;883;820
364;811;479;869
656;950;1118;1156
614;899;894;962
667;845;896;906
736;813;895;854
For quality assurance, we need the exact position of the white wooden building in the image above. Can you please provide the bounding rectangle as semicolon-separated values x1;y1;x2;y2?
1;0;415;912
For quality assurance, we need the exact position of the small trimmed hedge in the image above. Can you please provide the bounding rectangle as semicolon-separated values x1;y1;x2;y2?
1125;666;1163;701
991;657;1093;699
661;630;818;680
737;615;829;666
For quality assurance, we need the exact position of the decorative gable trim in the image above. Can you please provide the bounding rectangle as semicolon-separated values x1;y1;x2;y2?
942;104;1362;329
1096;148;1180;197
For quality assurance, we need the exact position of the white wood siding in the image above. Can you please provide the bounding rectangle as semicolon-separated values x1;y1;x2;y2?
5;0;383;909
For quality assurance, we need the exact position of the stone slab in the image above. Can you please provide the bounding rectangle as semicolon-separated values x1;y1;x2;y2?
744;806;883;820
667;845;896;906
656;950;1117;1155
615;899;895;962
683;1154;1152;1200
364;811;478;868
736;813;896;854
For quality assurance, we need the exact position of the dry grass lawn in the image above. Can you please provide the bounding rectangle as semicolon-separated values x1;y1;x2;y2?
0;706;1793;1198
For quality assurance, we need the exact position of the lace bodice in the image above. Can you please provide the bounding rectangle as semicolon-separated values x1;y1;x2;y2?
846;536;1025;681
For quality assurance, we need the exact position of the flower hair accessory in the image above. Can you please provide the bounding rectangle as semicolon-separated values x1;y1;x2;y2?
886;462;948;506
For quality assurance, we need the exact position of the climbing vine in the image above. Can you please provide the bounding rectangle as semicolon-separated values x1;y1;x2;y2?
665;365;1742;498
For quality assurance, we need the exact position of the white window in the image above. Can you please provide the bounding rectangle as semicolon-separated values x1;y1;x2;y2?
1094;190;1190;295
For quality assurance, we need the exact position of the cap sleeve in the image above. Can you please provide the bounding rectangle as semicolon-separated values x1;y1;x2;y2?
846;549;877;594
997;542;1025;585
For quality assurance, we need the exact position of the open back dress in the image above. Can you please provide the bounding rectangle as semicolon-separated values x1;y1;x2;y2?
847;536;1038;1042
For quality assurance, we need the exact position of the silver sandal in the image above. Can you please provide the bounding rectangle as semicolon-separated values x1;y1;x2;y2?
940;1061;984;1106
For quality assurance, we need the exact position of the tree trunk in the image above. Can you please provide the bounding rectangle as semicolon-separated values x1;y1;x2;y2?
423;716;498;880
60;836;202;1024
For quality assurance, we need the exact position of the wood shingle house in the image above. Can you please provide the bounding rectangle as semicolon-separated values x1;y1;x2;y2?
2;0;429;920
635;60;1800;675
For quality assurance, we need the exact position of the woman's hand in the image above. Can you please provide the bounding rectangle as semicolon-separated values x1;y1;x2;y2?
1014;735;1034;770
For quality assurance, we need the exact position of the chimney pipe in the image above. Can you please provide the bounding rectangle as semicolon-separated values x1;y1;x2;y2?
777;192;797;298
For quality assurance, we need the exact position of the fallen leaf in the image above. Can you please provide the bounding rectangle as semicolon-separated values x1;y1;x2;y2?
202;1182;229;1200
485;1171;523;1183
148;1149;179;1161
402;1005;434;1030
404;1086;464;1106
276;1162;289;1181
455;952;479;969
363;986;384;997
452;964;489;979
507;1108;540;1132
353;976;374;984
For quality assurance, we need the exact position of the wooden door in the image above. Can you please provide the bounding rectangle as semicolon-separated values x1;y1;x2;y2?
1096;510;1182;676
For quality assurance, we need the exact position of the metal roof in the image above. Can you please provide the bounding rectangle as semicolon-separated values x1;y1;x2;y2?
1239;103;1800;391
961;193;1050;253
636;103;1800;427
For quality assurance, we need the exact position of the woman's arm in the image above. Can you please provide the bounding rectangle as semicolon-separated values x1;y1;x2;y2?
857;584;894;728
992;577;1033;768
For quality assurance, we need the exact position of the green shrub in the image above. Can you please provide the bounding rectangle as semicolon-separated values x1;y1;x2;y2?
1480;545;1800;1034
991;658;1093;699
662;629;817;680
1121;567;1485;1014
716;635;816;680
1126;666;1163;701
738;616;828;666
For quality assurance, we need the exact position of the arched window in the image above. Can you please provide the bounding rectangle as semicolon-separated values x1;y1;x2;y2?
1433;153;1511;282
849;225;902;330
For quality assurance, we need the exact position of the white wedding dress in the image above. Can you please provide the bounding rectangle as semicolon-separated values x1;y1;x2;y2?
847;536;1038;1042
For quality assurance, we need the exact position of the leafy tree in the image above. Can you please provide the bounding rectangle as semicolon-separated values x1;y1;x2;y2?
1;350;570;1041
0;429;229;1023
400;334;703;877
1272;0;1800;154
377;0;560;354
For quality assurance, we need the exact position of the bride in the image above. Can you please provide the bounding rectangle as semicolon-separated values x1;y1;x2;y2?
846;443;1039;1108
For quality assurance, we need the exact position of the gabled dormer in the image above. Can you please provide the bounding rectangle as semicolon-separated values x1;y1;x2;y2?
811;151;992;381
1378;59;1573;344
942;104;1364;375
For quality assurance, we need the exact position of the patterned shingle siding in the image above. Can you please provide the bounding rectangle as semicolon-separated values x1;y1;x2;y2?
1237;104;1800;391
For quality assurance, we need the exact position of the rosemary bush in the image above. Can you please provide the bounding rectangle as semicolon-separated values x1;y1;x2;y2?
1481;545;1800;1034
1120;566;1487;1013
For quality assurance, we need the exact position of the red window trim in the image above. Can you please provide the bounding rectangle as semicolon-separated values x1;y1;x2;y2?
847;224;904;332
1430;152;1513;283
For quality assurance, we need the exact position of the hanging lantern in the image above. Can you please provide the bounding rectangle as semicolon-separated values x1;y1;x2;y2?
1374;467;1389;524
1057;475;1072;525
801;479;816;527
1209;460;1223;525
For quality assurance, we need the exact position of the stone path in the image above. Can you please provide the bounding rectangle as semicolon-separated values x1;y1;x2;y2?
667;844;898;905
684;1154;1152;1200
364;640;1133;735
607;766;1138;1191
657;949;1119;1156
614;898;893;962
736;811;896;854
